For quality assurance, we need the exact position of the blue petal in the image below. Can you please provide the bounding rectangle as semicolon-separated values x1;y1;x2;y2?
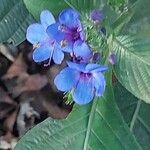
59;8;80;29
33;44;53;62
67;61;86;72
73;77;94;105
78;23;85;40
93;72;106;96
26;23;47;44
79;30;85;41
40;10;55;29
86;64;108;73
73;40;92;61
46;23;65;42
61;42;73;53
54;67;78;91
53;46;64;64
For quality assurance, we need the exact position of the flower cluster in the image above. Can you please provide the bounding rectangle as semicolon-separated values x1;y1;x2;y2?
26;8;108;105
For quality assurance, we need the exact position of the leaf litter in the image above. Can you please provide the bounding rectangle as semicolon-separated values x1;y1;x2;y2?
0;41;72;149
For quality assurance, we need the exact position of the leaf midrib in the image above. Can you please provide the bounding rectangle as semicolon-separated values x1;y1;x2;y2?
114;37;150;66
130;100;141;131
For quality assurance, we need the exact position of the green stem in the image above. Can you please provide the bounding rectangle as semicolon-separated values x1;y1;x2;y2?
83;98;98;150
83;22;114;150
83;70;113;150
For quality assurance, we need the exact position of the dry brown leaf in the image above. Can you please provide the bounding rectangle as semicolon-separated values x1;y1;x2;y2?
43;100;69;119
17;101;39;136
0;102;17;119
47;61;66;92
3;53;27;79
0;87;13;103
0;132;17;148
3;109;18;132
0;44;15;62
12;74;48;97
0;87;17;119
25;74;48;91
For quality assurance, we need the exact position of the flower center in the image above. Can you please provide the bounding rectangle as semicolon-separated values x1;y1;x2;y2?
33;43;40;49
80;72;92;78
60;40;67;48
60;25;80;41
72;55;83;63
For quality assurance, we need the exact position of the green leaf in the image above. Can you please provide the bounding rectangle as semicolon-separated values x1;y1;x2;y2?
23;0;68;20
112;0;150;36
23;0;106;19
0;0;35;45
114;82;150;150
122;0;150;36
64;0;106;12
65;0;119;24
108;0;127;7
14;72;141;150
112;8;134;35
112;35;150;103
24;0;120;27
112;0;150;103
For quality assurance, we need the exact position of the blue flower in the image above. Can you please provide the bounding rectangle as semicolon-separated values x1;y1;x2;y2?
47;8;92;62
54;61;108;105
26;10;66;64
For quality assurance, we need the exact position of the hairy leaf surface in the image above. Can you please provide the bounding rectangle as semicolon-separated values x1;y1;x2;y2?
0;0;34;45
112;35;150;103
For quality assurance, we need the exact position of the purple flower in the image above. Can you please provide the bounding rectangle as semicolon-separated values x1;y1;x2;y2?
26;10;66;64
47;8;92;62
90;10;104;23
54;61;108;105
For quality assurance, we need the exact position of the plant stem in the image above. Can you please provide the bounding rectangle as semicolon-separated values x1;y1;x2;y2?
83;70;113;150
83;98;98;150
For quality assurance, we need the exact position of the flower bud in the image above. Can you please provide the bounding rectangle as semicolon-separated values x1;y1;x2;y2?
108;53;117;65
90;10;104;23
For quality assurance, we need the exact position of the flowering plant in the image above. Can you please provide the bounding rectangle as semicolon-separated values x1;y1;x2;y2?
1;0;149;149
27;8;108;105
